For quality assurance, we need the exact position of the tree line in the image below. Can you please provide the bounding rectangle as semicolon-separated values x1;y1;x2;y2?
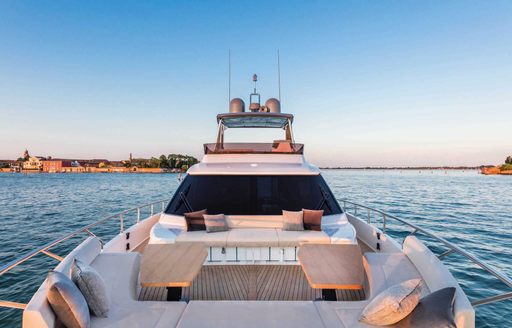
127;154;199;169
502;155;512;171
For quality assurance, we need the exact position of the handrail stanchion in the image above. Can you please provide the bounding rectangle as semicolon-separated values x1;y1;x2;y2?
150;204;154;216
120;213;124;233
137;208;141;223
367;209;371;224
383;214;387;234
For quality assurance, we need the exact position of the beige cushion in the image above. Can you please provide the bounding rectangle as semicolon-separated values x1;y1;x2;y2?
403;236;475;328
225;215;283;229
276;230;330;247
91;301;187;328
282;210;304;231
359;278;422;326
46;271;90;328
176;301;323;328
227;229;279;247
363;253;429;300
203;214;229;233
176;230;229;247
314;301;370;328
71;259;110;317
90;253;141;304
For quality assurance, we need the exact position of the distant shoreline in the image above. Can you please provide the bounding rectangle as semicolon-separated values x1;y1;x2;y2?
319;167;480;170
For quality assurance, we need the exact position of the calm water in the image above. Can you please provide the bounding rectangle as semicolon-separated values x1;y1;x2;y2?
0;171;510;327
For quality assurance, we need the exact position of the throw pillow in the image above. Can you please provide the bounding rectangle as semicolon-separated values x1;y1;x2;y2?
394;287;456;328
71;259;110;317
282;210;304;231
302;209;324;231
204;214;229;233
359;278;422;326
184;209;207;231
46;271;90;328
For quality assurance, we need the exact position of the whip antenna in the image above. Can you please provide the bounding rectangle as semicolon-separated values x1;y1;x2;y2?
228;49;231;103
277;49;281;102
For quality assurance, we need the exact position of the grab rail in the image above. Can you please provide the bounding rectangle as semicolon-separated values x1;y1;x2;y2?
0;198;170;310
341;199;512;307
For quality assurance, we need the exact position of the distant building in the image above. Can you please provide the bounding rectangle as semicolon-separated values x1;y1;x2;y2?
77;159;109;168
23;156;45;170
42;159;86;173
42;160;71;173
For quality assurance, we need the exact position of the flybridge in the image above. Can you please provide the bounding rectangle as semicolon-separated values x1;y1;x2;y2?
209;74;301;155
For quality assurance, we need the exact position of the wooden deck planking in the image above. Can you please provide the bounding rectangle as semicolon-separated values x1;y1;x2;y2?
140;265;365;302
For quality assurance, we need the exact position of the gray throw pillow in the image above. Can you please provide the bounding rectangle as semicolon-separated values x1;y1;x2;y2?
359;278;422;326
71;259;110;317
46;271;90;328
204;214;229;233
282;210;304;231
394;287;456;328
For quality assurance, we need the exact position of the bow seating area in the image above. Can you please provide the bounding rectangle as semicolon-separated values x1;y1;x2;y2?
23;235;473;328
149;213;357;262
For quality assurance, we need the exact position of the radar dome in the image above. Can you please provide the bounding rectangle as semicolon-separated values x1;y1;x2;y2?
229;98;245;113
265;98;281;113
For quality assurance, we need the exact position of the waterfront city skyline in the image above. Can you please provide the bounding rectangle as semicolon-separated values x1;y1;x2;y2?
1;1;511;167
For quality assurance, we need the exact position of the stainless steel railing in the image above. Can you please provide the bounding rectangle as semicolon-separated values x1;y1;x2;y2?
341;199;512;307
0;198;170;310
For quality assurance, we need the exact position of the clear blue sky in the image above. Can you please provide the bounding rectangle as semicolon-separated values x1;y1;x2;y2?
1;1;511;166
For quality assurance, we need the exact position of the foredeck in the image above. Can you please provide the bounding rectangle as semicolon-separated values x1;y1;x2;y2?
139;265;366;302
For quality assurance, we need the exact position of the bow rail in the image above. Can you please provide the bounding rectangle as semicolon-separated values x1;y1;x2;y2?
0;199;170;310
341;199;512;307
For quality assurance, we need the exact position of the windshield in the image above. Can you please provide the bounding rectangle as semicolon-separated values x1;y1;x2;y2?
165;175;342;216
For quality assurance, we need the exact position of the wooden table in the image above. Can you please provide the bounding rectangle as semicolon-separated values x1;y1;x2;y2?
297;244;364;301
140;243;208;301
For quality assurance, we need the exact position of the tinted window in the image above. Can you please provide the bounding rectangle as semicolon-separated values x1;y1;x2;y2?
165;175;342;215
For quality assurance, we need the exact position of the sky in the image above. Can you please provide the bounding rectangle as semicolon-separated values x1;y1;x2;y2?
0;1;511;167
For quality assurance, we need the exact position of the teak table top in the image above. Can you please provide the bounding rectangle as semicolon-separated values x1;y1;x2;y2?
140;243;207;288
297;244;364;290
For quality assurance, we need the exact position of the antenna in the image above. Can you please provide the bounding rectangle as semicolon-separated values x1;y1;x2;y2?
277;49;281;102
228;49;231;103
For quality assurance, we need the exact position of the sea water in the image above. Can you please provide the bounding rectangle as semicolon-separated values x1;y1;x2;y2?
0;171;510;327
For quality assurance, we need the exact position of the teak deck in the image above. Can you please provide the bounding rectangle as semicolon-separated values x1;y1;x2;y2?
139;265;365;302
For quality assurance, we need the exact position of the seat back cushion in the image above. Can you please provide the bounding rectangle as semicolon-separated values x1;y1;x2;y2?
363;253;427;300
403;236;475;328
225;215;283;229
23;237;102;328
159;213;187;229
71;259;110;317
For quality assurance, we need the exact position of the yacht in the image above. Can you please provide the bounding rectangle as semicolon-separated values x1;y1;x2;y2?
1;81;511;328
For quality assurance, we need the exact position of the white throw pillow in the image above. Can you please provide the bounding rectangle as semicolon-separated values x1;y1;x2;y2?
359;278;422;326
